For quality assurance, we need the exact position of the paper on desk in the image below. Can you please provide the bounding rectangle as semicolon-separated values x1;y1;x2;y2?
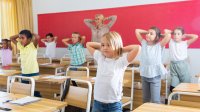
43;75;67;79
10;96;41;105
0;93;7;98
0;97;12;104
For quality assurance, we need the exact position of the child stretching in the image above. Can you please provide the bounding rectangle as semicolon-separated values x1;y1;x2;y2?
169;27;198;92
62;32;86;66
41;33;57;58
11;29;41;97
0;39;12;67
87;31;141;112
135;27;171;103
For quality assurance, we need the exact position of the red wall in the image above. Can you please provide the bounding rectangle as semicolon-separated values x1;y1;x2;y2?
38;0;200;48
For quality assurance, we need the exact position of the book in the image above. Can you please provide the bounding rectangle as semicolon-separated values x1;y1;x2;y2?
10;96;41;105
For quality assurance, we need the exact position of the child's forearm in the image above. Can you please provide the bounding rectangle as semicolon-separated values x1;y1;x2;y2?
32;33;40;47
135;29;148;34
86;42;101;55
184;34;198;45
62;38;71;46
122;45;139;53
160;29;172;47
184;34;198;39
54;36;58;42
41;39;47;43
10;34;19;44
126;45;141;63
80;36;86;44
86;42;101;49
135;29;148;43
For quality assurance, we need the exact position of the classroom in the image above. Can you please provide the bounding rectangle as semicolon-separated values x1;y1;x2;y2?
0;0;200;112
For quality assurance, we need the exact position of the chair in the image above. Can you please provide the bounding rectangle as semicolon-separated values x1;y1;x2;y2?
66;66;89;78
60;57;70;66
7;76;35;96
37;57;52;64
168;92;200;108
122;67;139;111
62;79;92;112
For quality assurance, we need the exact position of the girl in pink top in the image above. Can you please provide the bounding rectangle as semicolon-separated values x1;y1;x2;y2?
0;39;12;67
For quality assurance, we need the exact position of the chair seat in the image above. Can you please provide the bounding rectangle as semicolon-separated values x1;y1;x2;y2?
122;96;131;104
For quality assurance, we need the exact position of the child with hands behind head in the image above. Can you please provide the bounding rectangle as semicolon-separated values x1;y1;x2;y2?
87;31;141;112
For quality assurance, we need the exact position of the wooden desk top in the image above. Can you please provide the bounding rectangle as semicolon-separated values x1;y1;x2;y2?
0;70;21;77
33;75;69;84
9;63;65;69
173;83;200;93
0;91;67;112
132;103;200;112
39;63;65;68
70;76;95;84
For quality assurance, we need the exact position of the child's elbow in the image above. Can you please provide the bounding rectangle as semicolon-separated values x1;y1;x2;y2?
135;29;140;34
61;39;65;43
195;35;199;39
86;42;90;48
135;45;141;54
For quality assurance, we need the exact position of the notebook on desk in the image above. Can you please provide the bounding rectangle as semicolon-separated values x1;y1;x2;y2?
10;96;41;105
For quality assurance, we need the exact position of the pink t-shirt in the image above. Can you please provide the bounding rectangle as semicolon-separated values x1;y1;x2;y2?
1;48;12;66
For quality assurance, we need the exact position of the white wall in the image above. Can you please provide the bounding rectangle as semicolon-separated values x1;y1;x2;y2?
32;0;200;83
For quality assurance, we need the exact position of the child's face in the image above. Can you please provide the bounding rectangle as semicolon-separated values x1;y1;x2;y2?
19;34;30;46
145;29;157;43
173;29;183;42
100;36;115;58
71;34;80;44
2;41;8;49
46;36;54;42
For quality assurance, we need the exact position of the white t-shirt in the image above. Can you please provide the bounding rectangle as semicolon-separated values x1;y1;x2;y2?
169;39;188;61
93;50;129;103
45;41;56;58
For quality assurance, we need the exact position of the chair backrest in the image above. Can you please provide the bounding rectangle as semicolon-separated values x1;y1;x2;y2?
122;67;138;110
66;66;89;78
168;92;200;108
7;76;35;96
37;57;52;64
17;57;21;63
64;79;92;112
60;57;70;66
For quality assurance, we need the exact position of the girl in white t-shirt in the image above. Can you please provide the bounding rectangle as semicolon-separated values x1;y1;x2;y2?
86;31;141;112
169;27;198;92
41;33;57;58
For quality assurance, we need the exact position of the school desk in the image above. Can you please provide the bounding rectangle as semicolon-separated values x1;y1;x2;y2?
173;83;200;102
0;69;21;89
32;75;69;99
0;91;67;112
173;83;200;93
8;63;66;75
132;103;200;112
